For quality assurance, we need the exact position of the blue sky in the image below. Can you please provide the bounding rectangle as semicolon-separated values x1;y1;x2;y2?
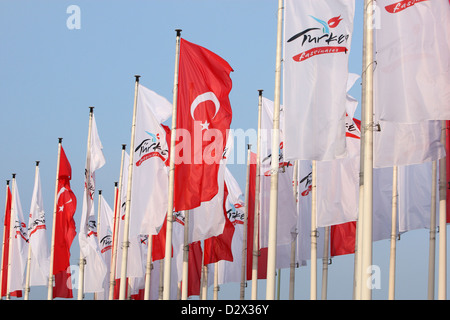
0;0;445;300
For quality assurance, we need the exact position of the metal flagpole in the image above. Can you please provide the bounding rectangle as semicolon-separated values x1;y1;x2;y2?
6;174;16;300
78;106;95;300
109;144;126;300
24;161;40;300
181;210;189;300
251;90;263;300
241;144;251;300
266;0;283;300
163;29;182;300
428;160;437;300
388;166;398;300
321;226;330;300
438;120;447;300
213;262;219;300
310;160;317;300
48;138;63;300
94;189;102;300
119;75;141;300
289;160;298;300
0;180;10;300
144;234;153;300
360;0;374;300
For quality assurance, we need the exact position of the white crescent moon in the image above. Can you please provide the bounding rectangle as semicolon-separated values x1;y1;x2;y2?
190;92;220;121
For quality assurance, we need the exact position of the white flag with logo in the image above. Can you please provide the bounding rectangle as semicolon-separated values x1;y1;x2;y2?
129;84;171;238
79;113;107;293
97;195;114;299
374;0;450;123
27;165;50;286
283;0;355;161
9;180;28;293
259;97;298;248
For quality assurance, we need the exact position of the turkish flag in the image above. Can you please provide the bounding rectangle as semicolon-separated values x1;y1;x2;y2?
174;38;233;211
203;184;235;265
52;146;77;298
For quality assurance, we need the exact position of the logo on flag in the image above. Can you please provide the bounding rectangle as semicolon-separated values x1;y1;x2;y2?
385;0;428;13
287;14;350;62
135;130;169;167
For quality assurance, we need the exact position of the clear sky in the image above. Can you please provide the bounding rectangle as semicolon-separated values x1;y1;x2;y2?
0;0;446;300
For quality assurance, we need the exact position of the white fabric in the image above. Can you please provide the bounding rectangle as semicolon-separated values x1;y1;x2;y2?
28;166;50;286
374;0;450;123
283;0;355;161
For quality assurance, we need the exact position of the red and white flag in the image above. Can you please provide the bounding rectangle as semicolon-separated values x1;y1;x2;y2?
374;0;450;123
97;195;114;298
1;184;13;298
218;168;245;285
52;146;77;299
8;180;28;295
283;0;355;161
79;114;107;293
27;165;50;286
259;97;298;248
174;38;233;211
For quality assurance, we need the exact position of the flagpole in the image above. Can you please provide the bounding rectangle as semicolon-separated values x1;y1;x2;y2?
48;138;63;300
310;160;317;300
428;160;437;300
6;173;16;300
241;144;251;300
321;226;330;300
266;0;283;300
78;106;94;300
438;120;447;300
144;233;153;300
181;210;190;300
0;180;10;300
251;90;263;300
213;262;219;300
109;144;126;300
119;76;141;300
289;160;298;300
94;189;102;300
388;166;398;300
163;28;182;300
24;161;40;300
200;241;208;300
360;0;374;300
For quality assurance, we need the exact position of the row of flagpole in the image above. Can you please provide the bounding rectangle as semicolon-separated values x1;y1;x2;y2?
1;1;448;301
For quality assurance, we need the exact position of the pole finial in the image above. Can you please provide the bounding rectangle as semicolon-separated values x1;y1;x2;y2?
122;144;126;150
175;29;182;37
6;180;10;185
58;137;63;143
12;173;16;179
258;89;264;96
135;75;141;82
36;161;40;167
89;106;94;113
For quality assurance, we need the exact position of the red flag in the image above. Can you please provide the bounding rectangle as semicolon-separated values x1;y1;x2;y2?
246;152;268;280
203;184;235;265
1;185;12;297
174;38;233;211
187;241;203;297
330;221;356;257
52;146;77;298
